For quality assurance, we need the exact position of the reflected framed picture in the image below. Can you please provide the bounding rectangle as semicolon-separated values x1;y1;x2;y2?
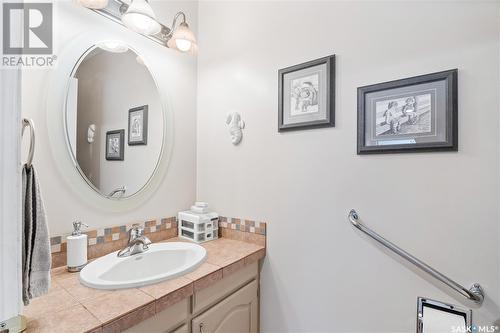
357;69;458;154
278;55;335;131
106;129;124;161
128;105;148;145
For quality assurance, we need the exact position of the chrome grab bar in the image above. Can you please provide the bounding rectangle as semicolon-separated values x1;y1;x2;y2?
348;209;484;305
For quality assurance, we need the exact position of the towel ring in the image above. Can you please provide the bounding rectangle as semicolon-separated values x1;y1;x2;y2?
22;118;35;168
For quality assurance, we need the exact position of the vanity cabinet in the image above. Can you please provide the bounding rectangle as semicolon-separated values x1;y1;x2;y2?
191;280;258;333
124;262;260;333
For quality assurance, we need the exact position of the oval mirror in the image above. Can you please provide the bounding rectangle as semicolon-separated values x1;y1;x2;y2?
65;42;164;199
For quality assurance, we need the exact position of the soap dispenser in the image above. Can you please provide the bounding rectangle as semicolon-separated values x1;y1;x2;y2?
67;221;88;272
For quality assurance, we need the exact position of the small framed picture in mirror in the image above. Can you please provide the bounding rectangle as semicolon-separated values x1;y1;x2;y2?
106;130;125;161
128;105;148;146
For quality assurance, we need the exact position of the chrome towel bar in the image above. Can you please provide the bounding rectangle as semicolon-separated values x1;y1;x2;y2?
348;209;484;305
22;118;35;168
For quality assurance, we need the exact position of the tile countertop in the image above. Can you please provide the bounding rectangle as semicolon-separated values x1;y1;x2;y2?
23;238;266;333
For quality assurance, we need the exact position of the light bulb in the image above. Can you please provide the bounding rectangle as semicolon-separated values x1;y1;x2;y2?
175;39;192;52
167;21;197;53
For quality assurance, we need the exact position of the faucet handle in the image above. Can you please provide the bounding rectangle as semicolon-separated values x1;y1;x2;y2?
135;224;145;236
127;224;143;242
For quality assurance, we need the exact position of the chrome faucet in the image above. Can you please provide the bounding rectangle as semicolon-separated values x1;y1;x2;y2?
117;224;152;258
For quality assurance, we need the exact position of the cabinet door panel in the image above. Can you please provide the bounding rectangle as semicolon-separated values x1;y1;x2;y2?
123;299;189;333
192;280;258;333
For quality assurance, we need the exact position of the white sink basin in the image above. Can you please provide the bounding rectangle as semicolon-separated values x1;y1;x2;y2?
79;242;206;290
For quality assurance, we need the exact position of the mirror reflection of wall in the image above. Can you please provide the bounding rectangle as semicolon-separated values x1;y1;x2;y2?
65;45;164;199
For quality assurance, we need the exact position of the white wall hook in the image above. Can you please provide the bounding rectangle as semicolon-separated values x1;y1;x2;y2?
226;112;244;145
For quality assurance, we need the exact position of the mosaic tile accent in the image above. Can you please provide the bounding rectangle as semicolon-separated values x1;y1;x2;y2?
49;215;266;268
219;216;266;235
50;217;178;253
218;216;267;247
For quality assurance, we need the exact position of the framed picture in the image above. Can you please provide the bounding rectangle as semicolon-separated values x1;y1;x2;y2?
357;69;458;154
128;105;148;145
105;129;124;161
278;55;335;131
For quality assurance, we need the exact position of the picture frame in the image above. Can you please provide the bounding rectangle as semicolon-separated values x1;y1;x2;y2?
278;55;335;132
128;105;148;146
357;69;458;154
105;129;125;161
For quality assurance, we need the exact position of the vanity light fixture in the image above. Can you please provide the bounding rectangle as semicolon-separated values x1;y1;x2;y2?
78;0;197;53
76;0;109;10
166;12;197;53
121;0;161;36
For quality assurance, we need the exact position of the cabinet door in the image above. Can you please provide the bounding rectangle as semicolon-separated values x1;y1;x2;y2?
192;280;258;333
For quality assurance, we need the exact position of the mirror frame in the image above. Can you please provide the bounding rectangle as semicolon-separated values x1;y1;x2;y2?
46;32;173;212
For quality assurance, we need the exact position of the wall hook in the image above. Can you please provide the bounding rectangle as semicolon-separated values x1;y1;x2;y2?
226;112;245;145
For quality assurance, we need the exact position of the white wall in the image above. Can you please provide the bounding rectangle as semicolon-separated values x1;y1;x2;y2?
22;0;198;236
196;1;500;331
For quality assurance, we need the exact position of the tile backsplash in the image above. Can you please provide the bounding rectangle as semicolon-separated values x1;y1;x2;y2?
219;216;266;247
50;215;267;268
219;216;266;235
50;217;178;268
50;217;177;250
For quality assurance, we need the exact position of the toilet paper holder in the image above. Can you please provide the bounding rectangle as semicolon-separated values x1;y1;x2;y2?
417;297;471;333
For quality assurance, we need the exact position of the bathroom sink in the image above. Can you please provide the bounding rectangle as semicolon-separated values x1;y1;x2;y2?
79;242;206;290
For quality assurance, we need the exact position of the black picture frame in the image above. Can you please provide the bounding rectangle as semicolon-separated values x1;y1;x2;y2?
278;55;335;132
128;105;148;146
105;129;125;161
357;69;458;154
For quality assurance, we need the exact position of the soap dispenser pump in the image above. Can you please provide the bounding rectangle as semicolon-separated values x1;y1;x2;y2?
67;221;88;272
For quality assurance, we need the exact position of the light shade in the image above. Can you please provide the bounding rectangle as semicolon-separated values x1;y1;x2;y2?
122;0;161;36
167;22;197;53
76;0;109;9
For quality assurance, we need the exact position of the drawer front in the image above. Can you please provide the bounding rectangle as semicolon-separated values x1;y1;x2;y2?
194;262;258;314
123;298;189;333
192;280;258;333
